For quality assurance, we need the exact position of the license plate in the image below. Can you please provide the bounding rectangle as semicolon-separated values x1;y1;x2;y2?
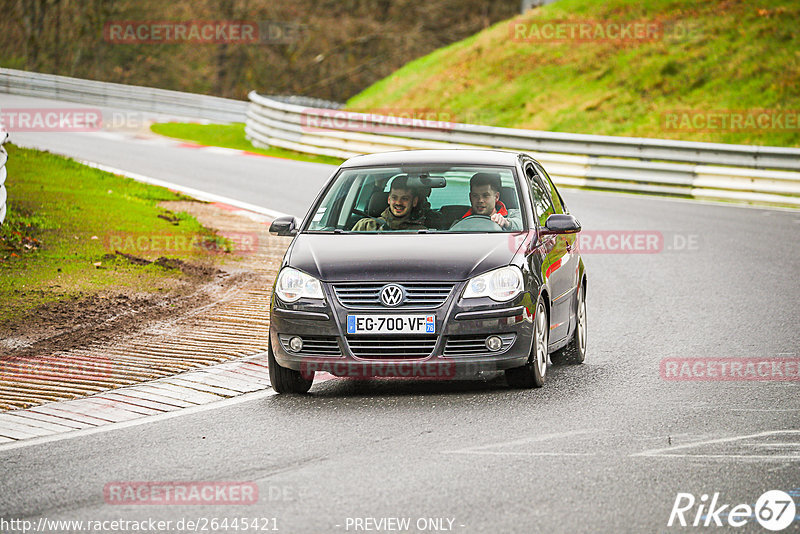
347;315;435;335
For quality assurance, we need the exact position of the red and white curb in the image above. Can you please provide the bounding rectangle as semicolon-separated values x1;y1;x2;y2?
0;353;274;448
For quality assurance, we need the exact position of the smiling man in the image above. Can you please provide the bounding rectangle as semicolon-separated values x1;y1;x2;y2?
463;172;523;231
352;175;427;231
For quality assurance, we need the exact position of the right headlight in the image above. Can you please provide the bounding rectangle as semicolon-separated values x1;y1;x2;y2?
275;267;324;303
462;266;524;302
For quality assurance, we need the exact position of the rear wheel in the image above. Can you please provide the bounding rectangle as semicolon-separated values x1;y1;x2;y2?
550;283;586;365
505;296;548;388
268;330;313;394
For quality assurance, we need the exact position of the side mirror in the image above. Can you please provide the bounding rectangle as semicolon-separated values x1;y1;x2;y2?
269;216;298;236
540;214;581;236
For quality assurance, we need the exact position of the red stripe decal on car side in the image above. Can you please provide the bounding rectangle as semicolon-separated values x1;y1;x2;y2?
545;259;562;278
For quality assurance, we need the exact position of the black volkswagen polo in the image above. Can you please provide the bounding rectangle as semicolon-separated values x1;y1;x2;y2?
268;149;587;393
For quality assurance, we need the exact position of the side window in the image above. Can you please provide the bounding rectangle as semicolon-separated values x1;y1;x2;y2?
534;162;565;214
525;163;554;227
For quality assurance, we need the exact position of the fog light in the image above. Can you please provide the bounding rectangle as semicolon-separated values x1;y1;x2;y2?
289;336;303;352
485;335;503;352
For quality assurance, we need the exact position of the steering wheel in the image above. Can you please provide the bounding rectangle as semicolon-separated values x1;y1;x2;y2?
352;209;390;231
449;215;504;232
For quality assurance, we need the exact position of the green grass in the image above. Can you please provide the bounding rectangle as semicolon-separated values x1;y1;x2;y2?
150;122;345;166
0;145;229;325
347;0;800;147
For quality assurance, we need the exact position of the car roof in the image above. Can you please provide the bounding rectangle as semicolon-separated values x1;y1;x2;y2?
339;149;523;168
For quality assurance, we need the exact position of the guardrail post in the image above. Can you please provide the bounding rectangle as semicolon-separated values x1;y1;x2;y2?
0;130;8;225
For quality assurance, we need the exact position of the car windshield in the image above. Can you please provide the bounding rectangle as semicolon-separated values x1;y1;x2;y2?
305;165;525;233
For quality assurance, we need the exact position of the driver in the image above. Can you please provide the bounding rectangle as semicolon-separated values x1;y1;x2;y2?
352;175;427;231
461;172;522;231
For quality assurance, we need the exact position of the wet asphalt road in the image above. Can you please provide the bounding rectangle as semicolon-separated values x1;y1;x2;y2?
1;94;799;533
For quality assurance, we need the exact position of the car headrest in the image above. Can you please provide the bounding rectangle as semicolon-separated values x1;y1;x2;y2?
501;186;519;210
368;191;389;217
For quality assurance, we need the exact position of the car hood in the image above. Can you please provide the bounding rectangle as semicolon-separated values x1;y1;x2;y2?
288;233;523;282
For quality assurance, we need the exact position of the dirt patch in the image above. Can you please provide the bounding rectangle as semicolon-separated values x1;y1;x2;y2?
0;271;252;358
110;251;223;277
0;200;290;382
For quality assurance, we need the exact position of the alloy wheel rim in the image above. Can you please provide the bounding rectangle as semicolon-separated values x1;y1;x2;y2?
536;302;548;377
577;290;586;353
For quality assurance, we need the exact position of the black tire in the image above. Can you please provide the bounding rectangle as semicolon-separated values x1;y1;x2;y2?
505;295;548;388
550;283;586;365
268;331;313;394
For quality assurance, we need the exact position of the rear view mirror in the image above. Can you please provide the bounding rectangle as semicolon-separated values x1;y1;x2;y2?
539;214;581;236
408;174;447;189
269;216;298;236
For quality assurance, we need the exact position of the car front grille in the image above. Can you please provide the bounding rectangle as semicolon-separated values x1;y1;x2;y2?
443;334;516;356
346;336;437;359
332;282;455;309
279;335;341;357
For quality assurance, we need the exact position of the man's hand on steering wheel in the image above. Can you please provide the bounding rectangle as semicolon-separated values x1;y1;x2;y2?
490;213;510;229
352;209;390;231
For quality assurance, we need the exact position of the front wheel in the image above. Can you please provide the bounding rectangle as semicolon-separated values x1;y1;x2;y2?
550;283;586;365
505;296;548;388
268;331;313;394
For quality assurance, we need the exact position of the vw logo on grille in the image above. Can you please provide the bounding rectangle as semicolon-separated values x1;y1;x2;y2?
380;284;405;307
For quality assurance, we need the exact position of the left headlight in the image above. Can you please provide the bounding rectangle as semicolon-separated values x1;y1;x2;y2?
275;267;324;303
463;265;524;302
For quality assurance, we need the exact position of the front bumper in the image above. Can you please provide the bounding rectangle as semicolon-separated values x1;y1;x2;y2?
270;281;535;379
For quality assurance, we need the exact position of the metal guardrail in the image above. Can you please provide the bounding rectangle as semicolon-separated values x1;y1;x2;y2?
246;91;800;207
0;128;7;225
265;95;343;110
0;69;796;207
0;68;247;123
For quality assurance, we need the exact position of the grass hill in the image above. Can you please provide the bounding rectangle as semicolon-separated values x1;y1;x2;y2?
346;0;800;147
